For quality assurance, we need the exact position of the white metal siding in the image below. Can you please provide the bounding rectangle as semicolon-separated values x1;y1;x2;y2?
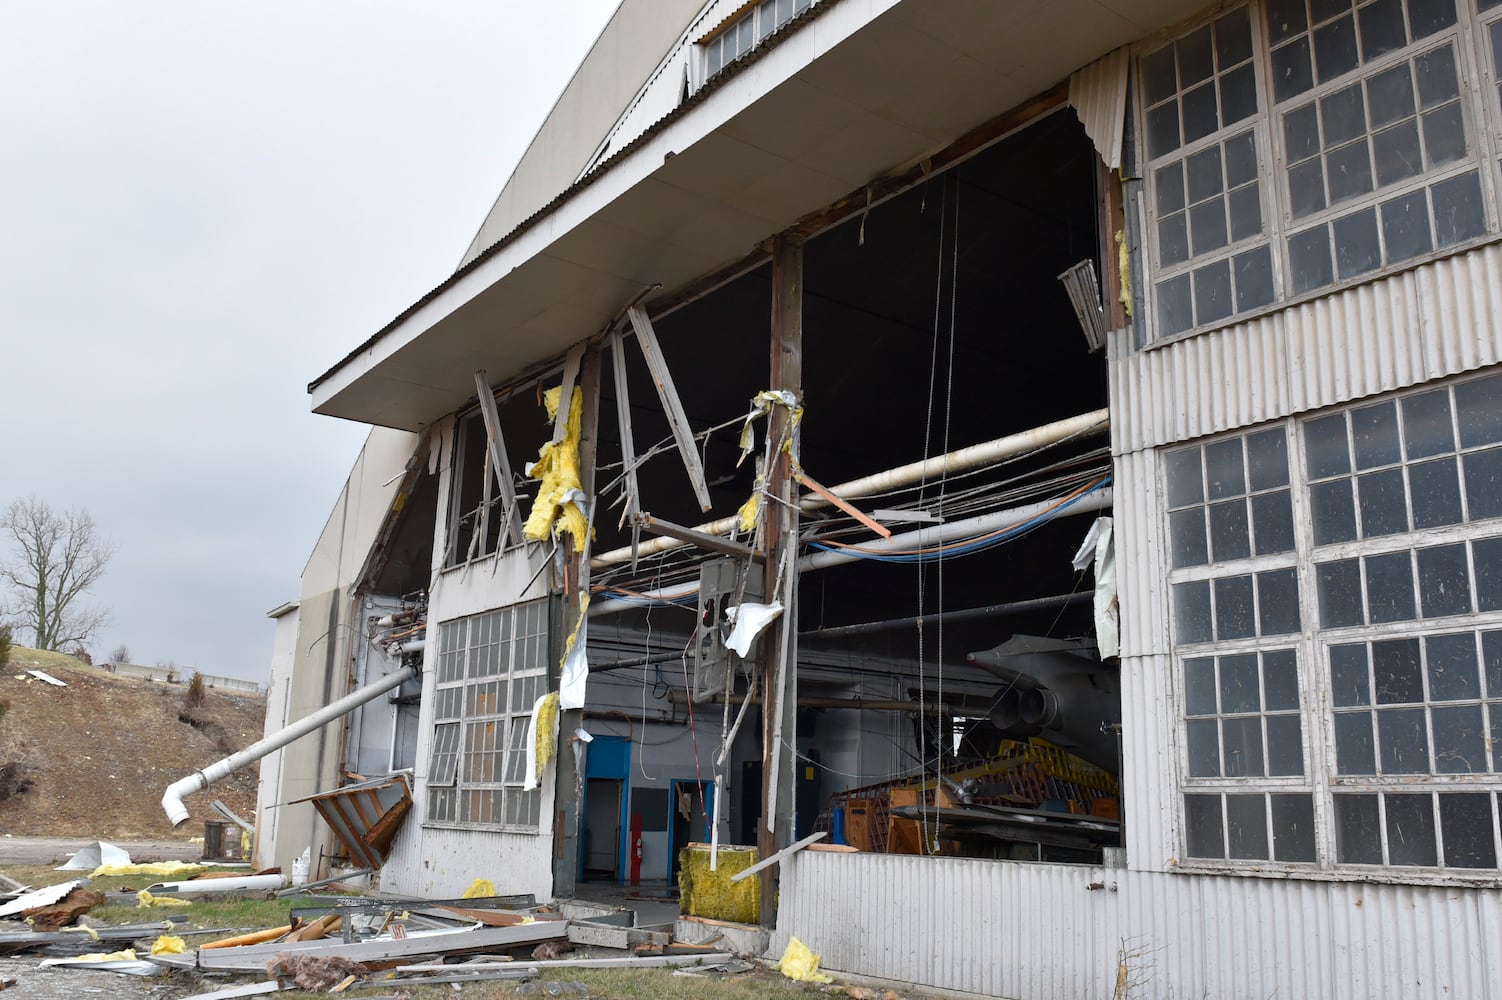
1113;242;1502;455
775;853;1501;1000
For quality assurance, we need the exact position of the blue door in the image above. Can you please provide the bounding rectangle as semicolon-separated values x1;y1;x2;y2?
581;736;631;881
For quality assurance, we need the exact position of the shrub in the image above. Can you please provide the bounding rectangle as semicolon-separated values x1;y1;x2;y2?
184;672;206;708
67;645;92;665
109;644;129;666
0;626;10;670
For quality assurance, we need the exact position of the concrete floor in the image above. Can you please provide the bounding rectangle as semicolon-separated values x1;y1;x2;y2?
572;878;681;927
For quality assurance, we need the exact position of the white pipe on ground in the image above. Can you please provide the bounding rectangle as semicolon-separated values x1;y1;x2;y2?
588;486;1114;618
589;407;1109;569
160;665;418;827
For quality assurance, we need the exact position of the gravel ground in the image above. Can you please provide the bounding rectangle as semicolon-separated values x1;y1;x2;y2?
0;958;203;999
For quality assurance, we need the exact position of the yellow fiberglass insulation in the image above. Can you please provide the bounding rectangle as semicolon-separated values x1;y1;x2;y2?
523;385;590;550
677;845;759;924
534;691;560;778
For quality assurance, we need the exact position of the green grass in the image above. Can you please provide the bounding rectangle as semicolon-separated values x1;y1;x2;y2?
390;967;823;999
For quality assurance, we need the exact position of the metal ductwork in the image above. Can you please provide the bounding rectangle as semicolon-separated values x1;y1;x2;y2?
160;665;419;828
967;634;1119;773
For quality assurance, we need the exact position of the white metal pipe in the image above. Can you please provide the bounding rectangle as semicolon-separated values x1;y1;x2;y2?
590;407;1109;569
588;486;1113;618
160;665;418;827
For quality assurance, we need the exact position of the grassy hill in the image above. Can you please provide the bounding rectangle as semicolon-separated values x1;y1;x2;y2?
0;647;266;838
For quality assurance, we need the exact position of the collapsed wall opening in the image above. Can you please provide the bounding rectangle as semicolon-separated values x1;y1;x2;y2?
578;106;1120;873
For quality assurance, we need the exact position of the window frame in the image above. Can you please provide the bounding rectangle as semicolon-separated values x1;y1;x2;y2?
697;0;812;85
1166;369;1502;881
1136;0;1502;347
425;602;549;833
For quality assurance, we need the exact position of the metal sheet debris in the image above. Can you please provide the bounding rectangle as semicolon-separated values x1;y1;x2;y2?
25;670;66;687
0;880;82;919
56;841;130;871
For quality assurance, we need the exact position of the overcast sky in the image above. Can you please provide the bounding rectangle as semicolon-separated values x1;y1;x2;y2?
0;1;617;680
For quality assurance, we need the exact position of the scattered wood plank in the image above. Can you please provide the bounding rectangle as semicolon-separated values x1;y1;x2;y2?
196;920;567;973
729;832;827;882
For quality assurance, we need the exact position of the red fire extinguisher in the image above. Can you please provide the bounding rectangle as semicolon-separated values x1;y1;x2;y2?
629;813;643;886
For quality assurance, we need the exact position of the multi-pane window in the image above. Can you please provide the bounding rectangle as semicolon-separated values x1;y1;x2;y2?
1143;7;1277;337
427;602;549;830
702;0;812;80
1168;370;1502;874
1140;0;1499;341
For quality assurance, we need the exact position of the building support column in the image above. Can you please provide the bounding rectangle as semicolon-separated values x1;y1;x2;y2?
553;343;602;900
760;236;803;927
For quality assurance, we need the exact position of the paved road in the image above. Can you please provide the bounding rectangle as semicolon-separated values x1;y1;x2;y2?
0;837;201;868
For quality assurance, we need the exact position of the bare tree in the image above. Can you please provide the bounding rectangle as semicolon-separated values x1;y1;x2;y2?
0;497;113;651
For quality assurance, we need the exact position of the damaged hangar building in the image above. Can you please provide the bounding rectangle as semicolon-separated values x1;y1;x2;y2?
232;0;1502;995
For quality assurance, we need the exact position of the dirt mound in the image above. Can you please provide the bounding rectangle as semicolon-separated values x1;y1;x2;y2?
0;648;266;838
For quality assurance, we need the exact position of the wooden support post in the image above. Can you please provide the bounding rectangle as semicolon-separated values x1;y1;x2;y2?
759;236;802;928
472;370;524;547
608;330;641;524
626;305;714;512
552;344;602;900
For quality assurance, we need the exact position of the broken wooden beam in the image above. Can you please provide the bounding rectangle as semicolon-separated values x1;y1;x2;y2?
626;305;713;512
730;831;826;882
630;512;760;559
472;370;524;546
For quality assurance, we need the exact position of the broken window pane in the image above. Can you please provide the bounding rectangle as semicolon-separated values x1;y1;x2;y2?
1176;580;1214;643
1289;157;1328;218
1147;101;1182;160
1315;15;1360;82
1385;793;1438;865
1271;794;1317;861
1438;794;1496;867
1221;64;1258;124
1185;794;1226;857
1266;0;1308;44
1432;169;1484;247
1216;8;1254;67
1333;207;1381;278
1474;537;1502;612
1359;0;1408;62
1247;427;1291;489
1456;373;1502;448
1226;131;1259;186
1228;184;1263;241
1306;412;1352;478
1321;83;1367;146
1357;468;1408;536
1170;507;1209;567
1222;716;1266;776
1367;63;1415;131
1407;0;1457;40
1253;490;1296;554
1272;37;1316;102
1263;649;1301;710
1166;446;1205;507
1311;0;1352;23
1331;643;1372;706
1266;715;1305;775
1318;558;1365;626
1417;542;1471;617
1159;213;1191;267
1353;400;1401;468
1210;498;1251;560
1312;479;1359;544
1258;567;1303;634
1381;189;1433;263
1215;574;1257;639
1289;224;1334;292
1464;448;1502;521
1334;794;1383;862
1335;710;1377;772
1187;145;1225;202
1184;656;1219;715
1378;708;1430;772
1425;632;1479;700
1484;631;1502;696
1430;704;1485;773
1206;437;1246;498
1194;259;1234;324
1157;273;1194;336
1285;104;1322;163
1415;43;1460;107
1187;718;1221;776
1235;246;1276;311
1178;24;1215;87
1421;102;1466;166
1226;794;1270;859
1373;637;1423;703
1403;388;1454;458
1366;550;1417;621
1190;199;1230;255
1372;120;1423;187
1409;457;1463;528
1142;45;1178;106
1156;162;1187;213
1220;652;1262;713
1182;82;1221;144
1327;141;1376;206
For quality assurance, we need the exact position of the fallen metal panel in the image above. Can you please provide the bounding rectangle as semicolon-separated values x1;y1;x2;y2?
0;880;82;919
196;921;567;972
294;773;413;870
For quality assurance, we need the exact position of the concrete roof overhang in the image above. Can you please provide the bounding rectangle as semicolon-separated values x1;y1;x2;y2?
310;0;1203;432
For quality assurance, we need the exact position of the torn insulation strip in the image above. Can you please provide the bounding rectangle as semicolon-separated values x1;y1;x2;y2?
524;691;560;791
523;385;591;550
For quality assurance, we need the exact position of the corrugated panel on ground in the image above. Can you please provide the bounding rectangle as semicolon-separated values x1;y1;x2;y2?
775;854;1502;999
1113;243;1502;454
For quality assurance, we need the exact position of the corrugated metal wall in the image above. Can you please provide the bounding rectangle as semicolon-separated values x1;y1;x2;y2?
775;853;1502;999
1112;243;1502;455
